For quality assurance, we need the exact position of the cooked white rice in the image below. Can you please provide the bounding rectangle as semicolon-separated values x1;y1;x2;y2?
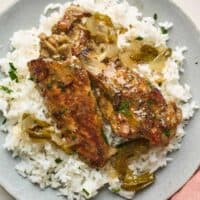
0;0;198;199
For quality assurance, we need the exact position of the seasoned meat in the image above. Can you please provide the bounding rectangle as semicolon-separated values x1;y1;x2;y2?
35;5;182;164
40;5;92;60
39;33;72;60
28;59;115;168
40;26;89;60
90;61;182;146
52;5;90;33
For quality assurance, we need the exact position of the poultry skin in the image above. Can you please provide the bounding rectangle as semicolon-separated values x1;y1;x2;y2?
28;58;115;168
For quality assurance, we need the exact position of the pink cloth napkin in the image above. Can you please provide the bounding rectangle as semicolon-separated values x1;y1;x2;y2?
171;170;200;200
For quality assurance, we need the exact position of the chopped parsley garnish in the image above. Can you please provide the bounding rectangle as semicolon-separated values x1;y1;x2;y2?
9;62;19;82
2;118;7;125
71;134;77;141
147;81;153;89
57;108;69;116
0;85;13;94
55;158;63;164
163;130;170;137
82;188;90;196
111;188;120;193
101;129;109;144
117;100;132;117
147;100;153;107
153;13;158;21
29;76;34;81
47;83;52;89
57;82;67;92
135;36;143;41
160;26;168;34
195;61;198;65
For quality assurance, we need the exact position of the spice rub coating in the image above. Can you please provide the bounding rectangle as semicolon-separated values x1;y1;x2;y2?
28;59;114;168
90;60;182;145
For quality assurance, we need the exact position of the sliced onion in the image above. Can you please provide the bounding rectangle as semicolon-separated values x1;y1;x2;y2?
150;48;172;72
22;113;72;153
86;13;117;43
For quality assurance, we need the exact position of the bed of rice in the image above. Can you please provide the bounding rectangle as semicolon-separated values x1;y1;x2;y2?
0;0;198;199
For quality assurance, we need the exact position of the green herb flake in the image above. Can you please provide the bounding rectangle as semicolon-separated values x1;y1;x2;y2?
29;77;34;81
47;83;52;89
147;100;153;107
55;158;63;164
147;81;153;89
0;85;13;94
111;188;120;193
82;188;90;196
71;134;77;141
160;26;168;34
2;118;7;125
60;108;69;115
101;129;109;144
69;151;76;156
135;36;143;41
117;100;132;117
9;62;19;82
153;13;158;21
57;82;67;92
163;130;170;137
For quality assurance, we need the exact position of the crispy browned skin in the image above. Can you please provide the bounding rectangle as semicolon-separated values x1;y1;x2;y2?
90;61;182;146
28;59;114;168
52;5;91;57
37;6;182;148
40;6;90;60
52;5;90;33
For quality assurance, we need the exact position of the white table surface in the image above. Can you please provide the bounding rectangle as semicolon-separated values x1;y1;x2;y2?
0;0;200;199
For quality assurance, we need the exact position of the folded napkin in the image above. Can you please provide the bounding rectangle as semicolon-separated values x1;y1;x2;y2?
171;170;200;200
